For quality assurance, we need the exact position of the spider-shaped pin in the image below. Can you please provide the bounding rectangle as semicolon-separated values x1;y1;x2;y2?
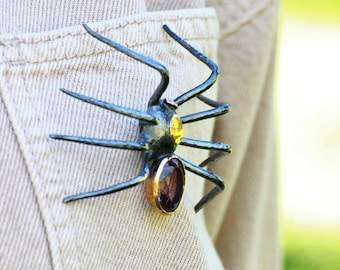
51;24;231;214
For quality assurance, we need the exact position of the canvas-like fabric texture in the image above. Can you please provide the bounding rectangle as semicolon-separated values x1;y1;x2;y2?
0;0;281;269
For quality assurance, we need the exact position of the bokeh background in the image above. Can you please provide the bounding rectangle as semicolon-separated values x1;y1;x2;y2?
277;0;340;269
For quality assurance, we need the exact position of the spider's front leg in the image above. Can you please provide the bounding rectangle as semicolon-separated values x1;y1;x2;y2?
83;24;169;107
50;134;148;150
59;88;157;124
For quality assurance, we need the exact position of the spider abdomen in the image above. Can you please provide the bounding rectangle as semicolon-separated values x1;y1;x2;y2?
145;155;185;214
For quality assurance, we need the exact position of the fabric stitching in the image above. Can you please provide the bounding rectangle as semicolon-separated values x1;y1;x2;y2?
18;48;67;269
0;50;55;268
1;48;82;270
0;16;216;46
3;36;218;67
7;51;66;269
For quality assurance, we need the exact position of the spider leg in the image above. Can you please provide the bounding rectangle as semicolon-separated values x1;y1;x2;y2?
83;24;169;107
180;137;231;153
179;157;224;213
198;151;228;168
181;103;230;124
59;88;157;124
197;94;225;107
50;134;148;150
162;25;218;106
180;137;231;167
63;155;150;203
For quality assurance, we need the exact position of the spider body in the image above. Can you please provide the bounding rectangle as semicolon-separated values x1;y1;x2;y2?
51;24;231;214
139;99;185;214
139;99;182;157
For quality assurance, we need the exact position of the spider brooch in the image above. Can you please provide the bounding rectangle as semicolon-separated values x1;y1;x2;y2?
50;24;231;214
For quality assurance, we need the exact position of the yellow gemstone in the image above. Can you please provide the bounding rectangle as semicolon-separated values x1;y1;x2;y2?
170;115;183;145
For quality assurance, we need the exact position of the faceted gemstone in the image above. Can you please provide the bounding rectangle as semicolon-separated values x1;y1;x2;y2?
169;115;183;145
157;157;185;213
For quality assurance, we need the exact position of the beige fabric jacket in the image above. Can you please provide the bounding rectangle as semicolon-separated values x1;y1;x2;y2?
0;0;280;269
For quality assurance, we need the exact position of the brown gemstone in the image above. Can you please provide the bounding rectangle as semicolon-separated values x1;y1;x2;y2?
157;158;185;213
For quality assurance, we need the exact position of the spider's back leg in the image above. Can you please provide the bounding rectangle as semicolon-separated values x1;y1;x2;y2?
63;154;151;203
179;137;231;211
179;157;224;213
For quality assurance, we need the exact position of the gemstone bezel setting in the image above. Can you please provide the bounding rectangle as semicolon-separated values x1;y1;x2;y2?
145;155;185;214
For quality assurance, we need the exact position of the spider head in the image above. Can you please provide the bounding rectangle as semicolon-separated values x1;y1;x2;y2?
163;98;178;110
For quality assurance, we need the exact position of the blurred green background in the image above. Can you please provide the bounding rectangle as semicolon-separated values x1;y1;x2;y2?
278;0;340;269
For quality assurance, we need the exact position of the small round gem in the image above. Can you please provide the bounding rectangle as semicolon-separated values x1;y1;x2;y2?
158;158;185;213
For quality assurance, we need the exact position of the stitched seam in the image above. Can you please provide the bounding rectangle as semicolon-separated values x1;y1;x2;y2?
7;52;65;269
1;49;82;270
0;15;218;66
3;36;219;67
0;16;216;46
0;74;55;268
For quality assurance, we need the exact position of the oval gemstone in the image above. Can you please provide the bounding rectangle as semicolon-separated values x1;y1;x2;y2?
157;158;185;213
169;115;183;145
